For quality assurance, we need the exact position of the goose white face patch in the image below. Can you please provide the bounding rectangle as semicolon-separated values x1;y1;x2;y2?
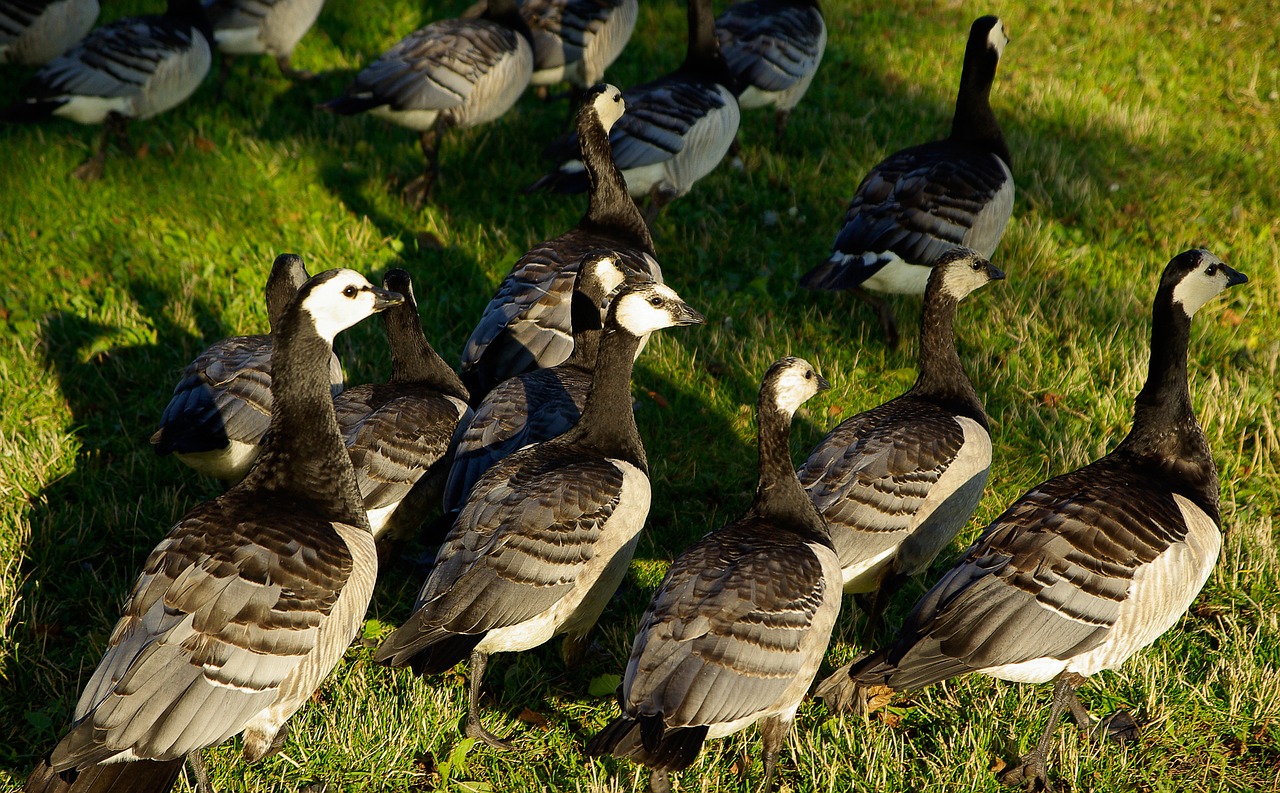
771;363;822;416
303;270;383;342
593;84;625;133
939;258;995;301
584;255;626;299
988;19;1009;58
1172;256;1231;316
614;284;686;335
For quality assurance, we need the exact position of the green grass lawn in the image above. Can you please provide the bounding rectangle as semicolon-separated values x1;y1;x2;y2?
1;0;1277;790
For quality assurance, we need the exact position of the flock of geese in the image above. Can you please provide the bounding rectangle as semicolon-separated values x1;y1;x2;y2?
3;0;1253;792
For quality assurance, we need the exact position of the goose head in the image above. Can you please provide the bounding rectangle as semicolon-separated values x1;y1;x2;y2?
928;246;1006;302
1165;249;1248;317
296;268;404;343
607;280;705;337
762;356;829;417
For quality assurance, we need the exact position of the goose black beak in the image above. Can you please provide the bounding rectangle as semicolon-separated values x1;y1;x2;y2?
675;304;706;326
1223;265;1249;287
371;287;404;310
987;263;1007;281
816;374;831;392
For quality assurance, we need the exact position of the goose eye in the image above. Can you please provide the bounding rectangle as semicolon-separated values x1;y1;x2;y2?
342;285;359;298
972;261;982;271
1205;264;1218;276
648;296;663;307
805;370;814;379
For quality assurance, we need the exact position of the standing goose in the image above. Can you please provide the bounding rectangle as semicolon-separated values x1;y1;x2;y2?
442;250;631;519
520;0;637;103
334;268;471;546
23;267;402;793
818;250;1248;790
529;0;742;220
374;264;705;749
1;0;213;181
0;0;99;65
800;15;1012;347
797;247;1003;637
321;0;533;207
714;0;825;141
151;253;344;483
586;357;840;793
204;0;325;79
460;83;659;399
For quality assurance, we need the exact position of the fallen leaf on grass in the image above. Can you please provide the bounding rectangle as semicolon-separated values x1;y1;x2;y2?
1219;308;1243;327
1039;392;1065;408
827;404;844;417
878;710;902;728
136;142;149;160
517;707;547;726
990;757;1007;774
646;390;669;408
863;685;895;714
194;136;216;153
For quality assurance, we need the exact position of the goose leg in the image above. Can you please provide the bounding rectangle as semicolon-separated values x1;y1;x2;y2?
759;715;789;793
773;108;792;144
648;769;672;793
464;650;515;750
276;54;315;81
857;569;907;644
1000;672;1084;792
187;750;216;793
643;185;678;226
73;113;128;181
851;288;900;349
403;127;441;209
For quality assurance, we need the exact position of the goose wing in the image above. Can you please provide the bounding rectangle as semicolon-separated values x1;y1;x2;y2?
49;494;355;768
606;77;736;169
28;13;200;99
152;336;274;454
715;0;825;94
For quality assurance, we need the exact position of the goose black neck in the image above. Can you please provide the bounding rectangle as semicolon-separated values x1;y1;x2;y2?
242;310;368;527
950;39;1009;164
579;107;653;253
752;399;830;544
384;299;468;400
1117;297;1218;518
908;289;987;427
562;327;603;371
485;0;533;43
560;325;646;471
683;0;722;74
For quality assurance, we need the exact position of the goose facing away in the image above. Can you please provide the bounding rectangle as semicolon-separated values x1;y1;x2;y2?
151;253;345;483
334;268;471;547
521;0;637;98
375;264;705;749
714;0;826;140
23;267;402;793
0;0;99;65
817;250;1248;791
443;247;633;519
529;0;742;220
797;247;1002;636
204;0;325;79
586;357;840;793
461;83;660;399
800;15;1012;347
321;0;533;207
1;0;213;181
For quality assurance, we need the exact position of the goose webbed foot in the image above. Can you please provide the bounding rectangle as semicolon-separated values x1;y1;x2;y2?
465;649;515;750
464;714;517;750
1096;710;1139;744
648;769;672;793
72;153;106;182
998;747;1052;792
276;55;315;81
402;173;435;210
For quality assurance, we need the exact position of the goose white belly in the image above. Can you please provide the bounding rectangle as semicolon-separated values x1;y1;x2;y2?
858;254;932;295
175;440;262;482
621;83;740;199
962;157;1014;258
981;494;1221;684
476;459;650;654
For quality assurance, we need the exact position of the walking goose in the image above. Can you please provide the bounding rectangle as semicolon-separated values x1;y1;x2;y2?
460;83;659;399
1;0;213;181
23;267;403;793
817;250;1248;790
586;357;840;793
204;0;325;79
0;0;99;65
374;265;705;749
321;0;533;207
521;0;637;101
797;247;1002;637
529;0;741;220
714;0;825;141
151;253;344;483
334;268;471;546
442;249;631;519
800;15;1012;347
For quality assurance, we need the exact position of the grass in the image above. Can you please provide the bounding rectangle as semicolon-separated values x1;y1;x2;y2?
1;0;1277;790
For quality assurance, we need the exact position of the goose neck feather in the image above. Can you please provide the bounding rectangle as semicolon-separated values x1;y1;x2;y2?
384;293;468;400
682;0;737;90
484;0;534;44
949;20;1008;166
908;289;987;427
558;324;646;472
752;387;830;545
579;98;653;253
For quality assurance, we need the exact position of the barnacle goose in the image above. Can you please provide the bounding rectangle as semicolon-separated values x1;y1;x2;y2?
321;0;533;207
797;247;1002;636
151;253;345;483
521;0;637;102
204;0;325;79
1;0;213;181
817;250;1248;790
0;0;99;65
443;247;631;520
23;267;402;793
529;0;742;220
460;83;660;399
714;0;825;141
334;269;471;548
374;264;705;749
586;357;839;793
800;15;1012;347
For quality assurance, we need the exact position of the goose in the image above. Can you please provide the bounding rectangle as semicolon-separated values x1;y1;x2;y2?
797;247;1003;637
374;264;705;749
0;0;99;65
521;0;637;103
714;0;825;141
528;0;742;221
204;0;325;79
321;0;533;207
443;248;631;519
460;83;660;399
333;268;471;547
22;267;403;793
817;250;1248;791
150;253;344;483
586;357;840;793
800;15;1012;348
1;0;213;181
